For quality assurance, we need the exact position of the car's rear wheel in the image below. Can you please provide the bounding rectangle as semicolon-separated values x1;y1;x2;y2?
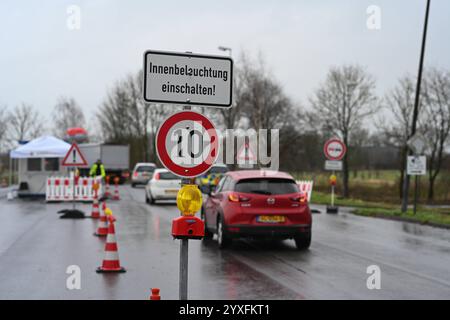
147;191;155;205
294;233;311;250
201;209;213;240
217;216;231;249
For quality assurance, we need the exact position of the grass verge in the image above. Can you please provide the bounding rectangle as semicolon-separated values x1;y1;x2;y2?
310;191;395;209
352;207;450;228
310;191;450;228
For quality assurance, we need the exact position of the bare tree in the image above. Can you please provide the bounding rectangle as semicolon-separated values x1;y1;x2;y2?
0;105;9;152
240;55;295;131
310;65;378;197
97;71;169;166
421;68;450;202
7;103;44;145
217;66;245;129
52;97;86;138
381;75;418;198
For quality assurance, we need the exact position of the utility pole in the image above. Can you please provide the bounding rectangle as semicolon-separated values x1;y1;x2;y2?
401;0;431;212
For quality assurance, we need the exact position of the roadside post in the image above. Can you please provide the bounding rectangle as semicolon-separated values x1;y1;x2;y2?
407;135;427;215
329;174;337;208
324;138;346;214
59;143;88;218
143;49;232;300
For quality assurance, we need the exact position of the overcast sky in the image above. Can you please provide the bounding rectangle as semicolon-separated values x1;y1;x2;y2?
1;0;449;127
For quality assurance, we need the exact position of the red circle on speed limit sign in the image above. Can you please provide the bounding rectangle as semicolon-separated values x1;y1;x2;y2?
156;111;219;178
324;138;346;160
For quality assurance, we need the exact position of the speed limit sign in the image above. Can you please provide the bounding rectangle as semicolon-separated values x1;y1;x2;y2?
156;111;219;177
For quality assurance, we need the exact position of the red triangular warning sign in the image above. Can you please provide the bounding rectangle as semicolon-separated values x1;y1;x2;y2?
237;143;256;162
62;143;88;167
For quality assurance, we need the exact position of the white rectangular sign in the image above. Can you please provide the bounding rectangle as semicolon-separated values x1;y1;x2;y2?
407;156;426;175
143;50;233;107
325;160;343;171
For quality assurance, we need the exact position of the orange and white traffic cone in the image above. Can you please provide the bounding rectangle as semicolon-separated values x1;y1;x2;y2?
96;211;126;273
113;177;120;200
91;184;100;219
149;288;161;300
104;176;111;197
94;203;109;237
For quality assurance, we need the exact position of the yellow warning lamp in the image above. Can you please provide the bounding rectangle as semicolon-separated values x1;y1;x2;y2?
104;208;112;216
176;184;202;216
92;182;100;191
329;174;337;186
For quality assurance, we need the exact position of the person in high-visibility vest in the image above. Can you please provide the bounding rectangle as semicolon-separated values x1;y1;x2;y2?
90;159;106;179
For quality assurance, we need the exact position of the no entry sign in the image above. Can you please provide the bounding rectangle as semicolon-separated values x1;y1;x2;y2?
324;138;346;161
143;50;233;108
156;111;219;177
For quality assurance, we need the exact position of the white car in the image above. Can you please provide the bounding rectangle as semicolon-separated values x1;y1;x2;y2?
145;169;181;204
131;163;156;187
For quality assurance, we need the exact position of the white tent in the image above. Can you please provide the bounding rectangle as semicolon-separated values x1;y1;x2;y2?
10;136;71;196
10;136;71;159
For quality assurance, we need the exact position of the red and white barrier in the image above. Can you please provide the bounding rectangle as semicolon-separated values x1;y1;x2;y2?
296;180;314;202
46;176;103;202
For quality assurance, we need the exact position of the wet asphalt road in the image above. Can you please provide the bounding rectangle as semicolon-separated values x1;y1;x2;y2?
0;185;449;300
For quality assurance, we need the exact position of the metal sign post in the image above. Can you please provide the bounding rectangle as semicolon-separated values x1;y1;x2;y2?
179;176;193;301
414;176;419;215
407;155;427;215
331;171;335;208
59;143;88;218
145;50;232;301
324;138;345;214
179;236;189;300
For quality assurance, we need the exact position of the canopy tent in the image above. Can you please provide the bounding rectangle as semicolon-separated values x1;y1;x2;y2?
10;136;71;159
8;136;71;197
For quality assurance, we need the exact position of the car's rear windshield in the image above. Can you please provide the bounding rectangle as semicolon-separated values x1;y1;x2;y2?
136;166;155;172
208;166;229;174
235;178;299;195
159;172;179;180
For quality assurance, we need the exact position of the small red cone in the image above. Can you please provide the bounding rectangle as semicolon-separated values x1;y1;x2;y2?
91;183;100;219
94;202;109;237
150;288;161;300
96;212;126;273
104;176;111;197
113;177;120;200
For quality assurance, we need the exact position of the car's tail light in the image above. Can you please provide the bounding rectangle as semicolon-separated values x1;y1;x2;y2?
291;194;308;204
228;193;251;202
134;172;138;177
153;172;160;180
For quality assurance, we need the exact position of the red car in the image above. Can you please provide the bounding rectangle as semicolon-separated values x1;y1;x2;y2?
202;170;312;250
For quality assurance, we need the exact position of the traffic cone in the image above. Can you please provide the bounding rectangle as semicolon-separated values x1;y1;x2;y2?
113;177;120;200
91;189;100;219
150;288;161;300
104;176;111;197
94;203;109;237
96;212;126;273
